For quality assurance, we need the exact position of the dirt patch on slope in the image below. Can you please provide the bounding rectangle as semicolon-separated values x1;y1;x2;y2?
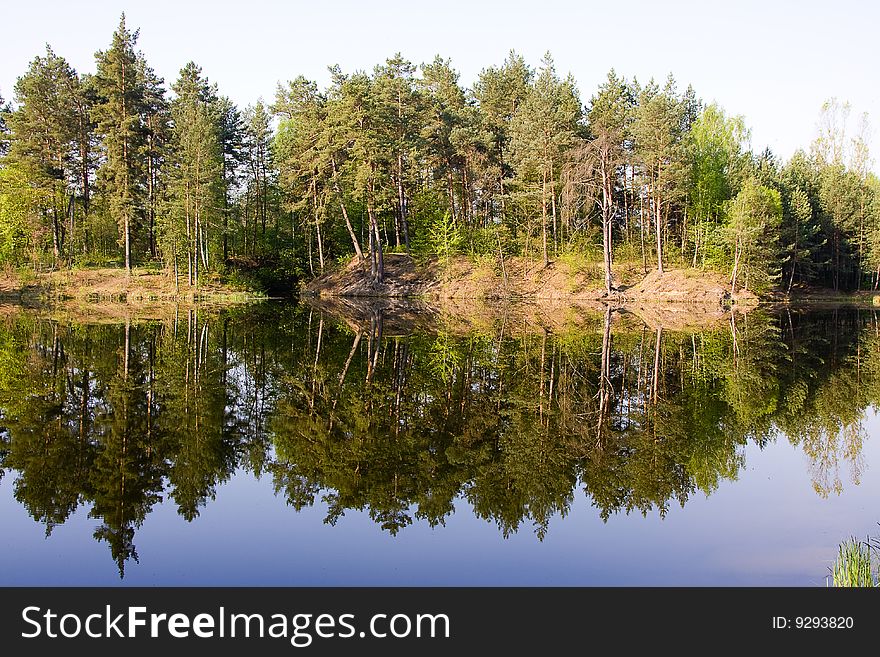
622;268;757;306
306;254;608;300
306;254;441;297
307;255;753;309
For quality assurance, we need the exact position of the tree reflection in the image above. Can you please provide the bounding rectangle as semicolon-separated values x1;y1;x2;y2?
0;303;878;574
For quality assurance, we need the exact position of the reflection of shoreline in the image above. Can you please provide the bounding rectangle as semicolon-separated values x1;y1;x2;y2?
0;305;874;576
302;293;748;337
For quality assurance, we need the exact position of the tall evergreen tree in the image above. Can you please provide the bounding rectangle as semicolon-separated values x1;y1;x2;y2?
474;51;533;227
274;76;330;273
163;62;223;287
7;46;86;265
139;59;169;260
241;101;274;254
420;56;489;232
779;151;823;290
215;96;244;261
586;70;633;294
92;14;149;273
375;54;419;251
329;70;388;283
509;53;582;265
632;76;687;273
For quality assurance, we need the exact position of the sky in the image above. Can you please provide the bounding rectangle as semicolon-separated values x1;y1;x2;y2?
1;0;878;169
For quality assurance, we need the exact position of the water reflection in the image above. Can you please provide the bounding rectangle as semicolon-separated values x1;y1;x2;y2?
0;302;874;576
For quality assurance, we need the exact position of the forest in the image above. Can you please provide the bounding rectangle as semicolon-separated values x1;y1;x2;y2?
0;14;878;295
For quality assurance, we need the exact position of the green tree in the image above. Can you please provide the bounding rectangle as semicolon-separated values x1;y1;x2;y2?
687;103;748;267
0;90;10;156
632;76;688;273
140;61;169;260
215;96;245;261
509;53;582;264
375;54;421;251
92;14;150;273
586;70;633;294
727;178;783;293
779;150;824;289
6;46;90;265
473;51;533;227
163;62;223;287
274;76;330;273
818;163;861;290
0;163;50;263
328;70;388;283
241;101;276;254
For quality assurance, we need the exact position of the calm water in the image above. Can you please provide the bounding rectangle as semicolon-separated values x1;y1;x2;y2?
0;302;878;585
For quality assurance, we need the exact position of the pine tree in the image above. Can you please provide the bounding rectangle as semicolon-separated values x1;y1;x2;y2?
509;53;582;265
586;69;633;294
241;101;274;255
163;62;223;288
215;96;244;261
375;54;419;251
140;59;169;260
274;76;330;272
474;51;533;227
420;56;489;234
632;76;687;273
92;14;149;274
329;70;387;283
7;46;86;265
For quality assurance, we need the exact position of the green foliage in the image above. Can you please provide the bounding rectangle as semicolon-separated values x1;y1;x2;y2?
161;62;224;285
688;103;748;222
92;14;152;271
829;539;876;587
428;211;462;265
0;33;878;295
726;178;784;292
0;163;49;263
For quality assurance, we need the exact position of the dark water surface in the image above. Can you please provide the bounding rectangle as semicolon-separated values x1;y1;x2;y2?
1;302;878;585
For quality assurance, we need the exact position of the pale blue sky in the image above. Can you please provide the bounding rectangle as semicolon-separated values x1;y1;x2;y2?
1;0;877;168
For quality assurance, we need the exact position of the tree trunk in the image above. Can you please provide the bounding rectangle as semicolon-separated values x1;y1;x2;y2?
550;159;559;257
730;242;741;294
312;176;324;272
652;326;662;405
601;155;613;296
331;157;364;261
367;171;383;284
124;213;131;275
369;202;384;284
541;170;549;266
654;192;664;273
640;188;647;274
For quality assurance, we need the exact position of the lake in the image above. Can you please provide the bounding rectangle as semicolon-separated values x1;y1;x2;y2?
0;301;877;585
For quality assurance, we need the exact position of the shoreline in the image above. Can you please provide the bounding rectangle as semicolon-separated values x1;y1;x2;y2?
0;267;272;307
304;254;879;308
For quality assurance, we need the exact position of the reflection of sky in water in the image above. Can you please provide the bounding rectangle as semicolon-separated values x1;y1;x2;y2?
2;410;877;586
